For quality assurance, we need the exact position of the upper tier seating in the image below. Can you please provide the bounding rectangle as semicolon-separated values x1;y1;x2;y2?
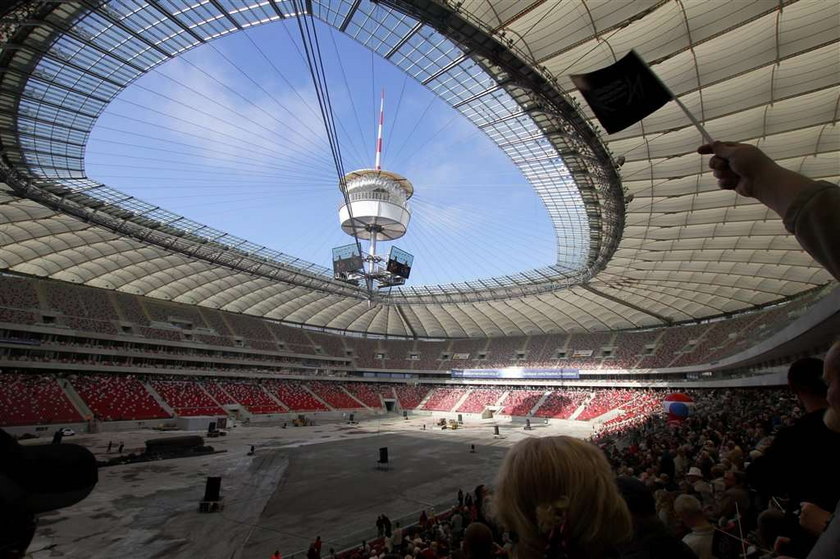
150;380;225;416
198;308;233;337
309;331;348;358
421;387;468;411
71;374;169;421
0;374;82;426
0;277;39;325
113;292;150;325
456;388;505;413
223;312;276;344
144;299;207;329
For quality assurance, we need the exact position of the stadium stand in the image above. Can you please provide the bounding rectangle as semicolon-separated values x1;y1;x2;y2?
197;308;233;337
149;380;226;416
202;382;237;406
576;389;636;421
0;373;82;426
609;330;661;369
523;333;570;365
70;374;168;421
307;380;364;409
482;335;527;368
219;381;286;414
456;388;504;413
421;387;468;412
412;340;447;370
533;389;588;419
309;330;348;358
392;385;431;410
341;382;384;408
266;380;329;411
112;292;150;325
499;389;545;416
380;339;415;369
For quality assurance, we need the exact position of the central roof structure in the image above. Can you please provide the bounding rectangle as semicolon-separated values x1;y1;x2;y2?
0;0;837;337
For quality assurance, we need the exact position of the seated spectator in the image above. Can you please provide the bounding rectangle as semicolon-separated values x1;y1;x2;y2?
748;357;840;513
462;523;494;559
685;467;713;507
615;477;697;559
714;471;749;522
673;494;714;559
747;357;840;556
804;339;840;559
492;436;632;559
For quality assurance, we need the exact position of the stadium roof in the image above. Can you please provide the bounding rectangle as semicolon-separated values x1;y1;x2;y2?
0;0;837;338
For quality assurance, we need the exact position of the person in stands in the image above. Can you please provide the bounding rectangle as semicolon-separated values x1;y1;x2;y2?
748;357;840;555
801;339;840;559
462;522;495;559
492;436;632;559
673;494;714;559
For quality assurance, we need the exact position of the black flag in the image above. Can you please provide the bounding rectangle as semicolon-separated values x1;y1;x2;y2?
570;50;673;134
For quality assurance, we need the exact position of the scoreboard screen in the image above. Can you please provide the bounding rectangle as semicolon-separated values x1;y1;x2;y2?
386;246;413;279
332;243;363;276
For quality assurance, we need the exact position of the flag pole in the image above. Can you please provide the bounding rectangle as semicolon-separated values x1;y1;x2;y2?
641;48;714;144
670;94;714;144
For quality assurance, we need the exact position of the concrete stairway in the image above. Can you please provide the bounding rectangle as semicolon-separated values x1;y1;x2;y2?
568;392;595;421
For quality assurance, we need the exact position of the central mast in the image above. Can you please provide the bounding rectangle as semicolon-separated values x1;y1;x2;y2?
332;90;415;290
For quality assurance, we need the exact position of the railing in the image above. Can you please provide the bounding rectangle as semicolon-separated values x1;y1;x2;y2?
338;190;410;208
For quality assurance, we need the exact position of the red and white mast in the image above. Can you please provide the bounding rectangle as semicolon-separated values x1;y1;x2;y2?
374;89;384;171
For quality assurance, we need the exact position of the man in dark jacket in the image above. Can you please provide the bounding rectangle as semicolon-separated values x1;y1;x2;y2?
615;476;698;559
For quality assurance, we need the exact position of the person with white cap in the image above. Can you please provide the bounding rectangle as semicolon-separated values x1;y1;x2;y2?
685;467;713;507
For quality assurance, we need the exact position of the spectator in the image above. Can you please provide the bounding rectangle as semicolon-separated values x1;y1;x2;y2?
492;436;631;559
615;477;697;559
805;339;840;558
391;522;402;554
674;494;714;559
462;523;494;559
715;471;749;522
685;467;714;507
749;357;840;512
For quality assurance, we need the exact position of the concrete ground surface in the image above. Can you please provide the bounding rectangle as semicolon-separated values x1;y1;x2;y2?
22;415;594;559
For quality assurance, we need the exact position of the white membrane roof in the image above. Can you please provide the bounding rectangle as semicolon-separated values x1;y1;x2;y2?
0;0;837;337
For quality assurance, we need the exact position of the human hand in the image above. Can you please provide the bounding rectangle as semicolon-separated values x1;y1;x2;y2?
697;141;776;198
799;502;831;536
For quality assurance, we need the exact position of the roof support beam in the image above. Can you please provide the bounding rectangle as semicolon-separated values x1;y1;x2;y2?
385;22;421;59
580;284;672;325
339;0;361;32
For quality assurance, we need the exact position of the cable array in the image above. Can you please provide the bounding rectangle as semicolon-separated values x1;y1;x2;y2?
290;0;370;296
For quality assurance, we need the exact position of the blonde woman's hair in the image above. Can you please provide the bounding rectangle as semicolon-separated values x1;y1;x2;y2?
491;436;631;559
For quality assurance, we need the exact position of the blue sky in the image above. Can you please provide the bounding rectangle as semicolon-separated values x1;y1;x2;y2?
85;19;557;286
